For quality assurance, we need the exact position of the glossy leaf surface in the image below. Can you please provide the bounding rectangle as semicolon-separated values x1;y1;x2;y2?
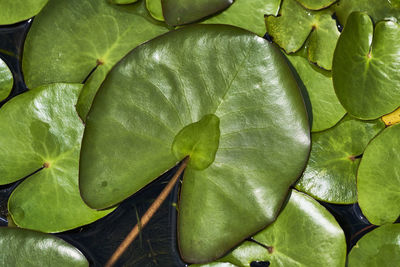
286;46;345;132
335;0;400;26
266;0;340;70
333;12;400;120
146;0;164;21
0;227;88;267
0;57;13;101
162;0;233;26
295;116;384;204
22;0;169;120
80;25;310;262
194;190;346;267
202;0;281;36
348;224;400;267
0;83;112;233
296;0;336;10
358;123;400;225
0;0;48;25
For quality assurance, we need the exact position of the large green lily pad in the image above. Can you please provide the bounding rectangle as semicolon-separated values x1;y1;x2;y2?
335;0;400;26
266;0;340;70
348;224;400;267
0;57;13;101
332;12;400;120
79;25;310;262
202;0;281;36
286;45;345;132
0;0;48;25
193;190;346;266
357;123;400;225
0;83;113;233
162;0;233;26
296;0;336;10
295;116;384;204
0;227;88;266
22;0;169;120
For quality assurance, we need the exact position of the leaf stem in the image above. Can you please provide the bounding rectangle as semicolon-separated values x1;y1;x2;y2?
105;156;189;267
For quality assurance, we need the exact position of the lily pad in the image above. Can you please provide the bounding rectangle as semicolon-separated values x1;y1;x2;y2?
0;57;13;101
295;116;384;204
22;0;169;120
335;0;400;26
357;123;400;225
162;0;233;26
332;12;400;120
110;0;139;4
266;0;340;70
193;190;346;267
202;0;281;36
296;0;336;10
146;0;164;21
0;227;88;267
348;224;400;267
0;83;113;233
79;25;310;262
0;0;48;25
286;45;345;132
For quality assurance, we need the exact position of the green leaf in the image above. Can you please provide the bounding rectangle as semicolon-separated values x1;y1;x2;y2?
193;190;346;267
332;12;400;120
80;25;310;262
357;123;400;225
110;0;139;4
0;83;113;233
335;0;400;26
286;45;345;132
22;0;169;120
162;0;233;26
295;0;336;10
0;227;88;267
295;116;384;204
146;0;165;21
0;57;13;101
202;0;281;36
0;0;48;25
348;224;400;267
266;0;340;70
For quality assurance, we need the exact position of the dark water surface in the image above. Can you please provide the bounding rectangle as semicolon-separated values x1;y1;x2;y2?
0;20;374;267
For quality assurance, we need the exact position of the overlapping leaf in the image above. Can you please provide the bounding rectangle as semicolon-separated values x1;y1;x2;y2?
295;116;384;204
286;45;345;132
0;83;113;233
0;227;89;266
22;0;169;120
332;12;400;120
193;190;346;267
79;25;310;262
348;224;400;267
358;123;400;225
266;0;340;70
296;0;336;10
0;0;48;25
146;0;164;21
0;57;13;101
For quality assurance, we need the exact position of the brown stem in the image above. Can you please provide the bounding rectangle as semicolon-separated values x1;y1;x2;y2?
105;157;189;267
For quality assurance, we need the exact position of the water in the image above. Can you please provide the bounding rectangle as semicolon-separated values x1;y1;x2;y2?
0;19;376;267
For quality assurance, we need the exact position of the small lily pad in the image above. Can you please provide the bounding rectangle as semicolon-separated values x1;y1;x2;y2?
0;57;13;101
296;0;336;10
348;224;400;267
0;83;113;233
295;116;384;204
266;0;340;70
79;25;310;262
0;0;48;25
0;227;88;267
357;123;400;225
286;45;345;132
332;12;400;120
162;0;233;26
146;0;164;21
110;0;139;4
22;0;169;121
335;0;400;26
193;190;346;267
